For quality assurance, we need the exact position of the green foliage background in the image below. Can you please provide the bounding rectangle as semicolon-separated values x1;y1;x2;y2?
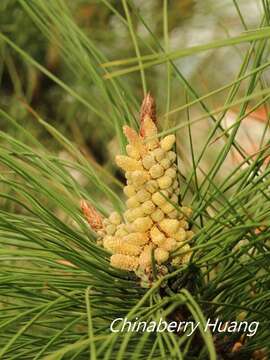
0;1;270;359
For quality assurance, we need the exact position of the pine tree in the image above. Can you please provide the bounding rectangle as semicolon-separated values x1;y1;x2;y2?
0;1;269;359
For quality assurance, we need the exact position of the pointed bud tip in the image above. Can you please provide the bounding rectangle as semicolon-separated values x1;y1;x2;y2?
80;199;88;211
80;199;104;230
140;93;157;137
140;93;156;125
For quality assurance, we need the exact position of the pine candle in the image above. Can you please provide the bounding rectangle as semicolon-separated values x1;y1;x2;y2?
81;94;193;283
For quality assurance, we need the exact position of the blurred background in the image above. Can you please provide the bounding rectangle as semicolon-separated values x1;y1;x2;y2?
0;3;270;358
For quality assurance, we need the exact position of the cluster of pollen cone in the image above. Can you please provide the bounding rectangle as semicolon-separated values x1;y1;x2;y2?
81;94;193;278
